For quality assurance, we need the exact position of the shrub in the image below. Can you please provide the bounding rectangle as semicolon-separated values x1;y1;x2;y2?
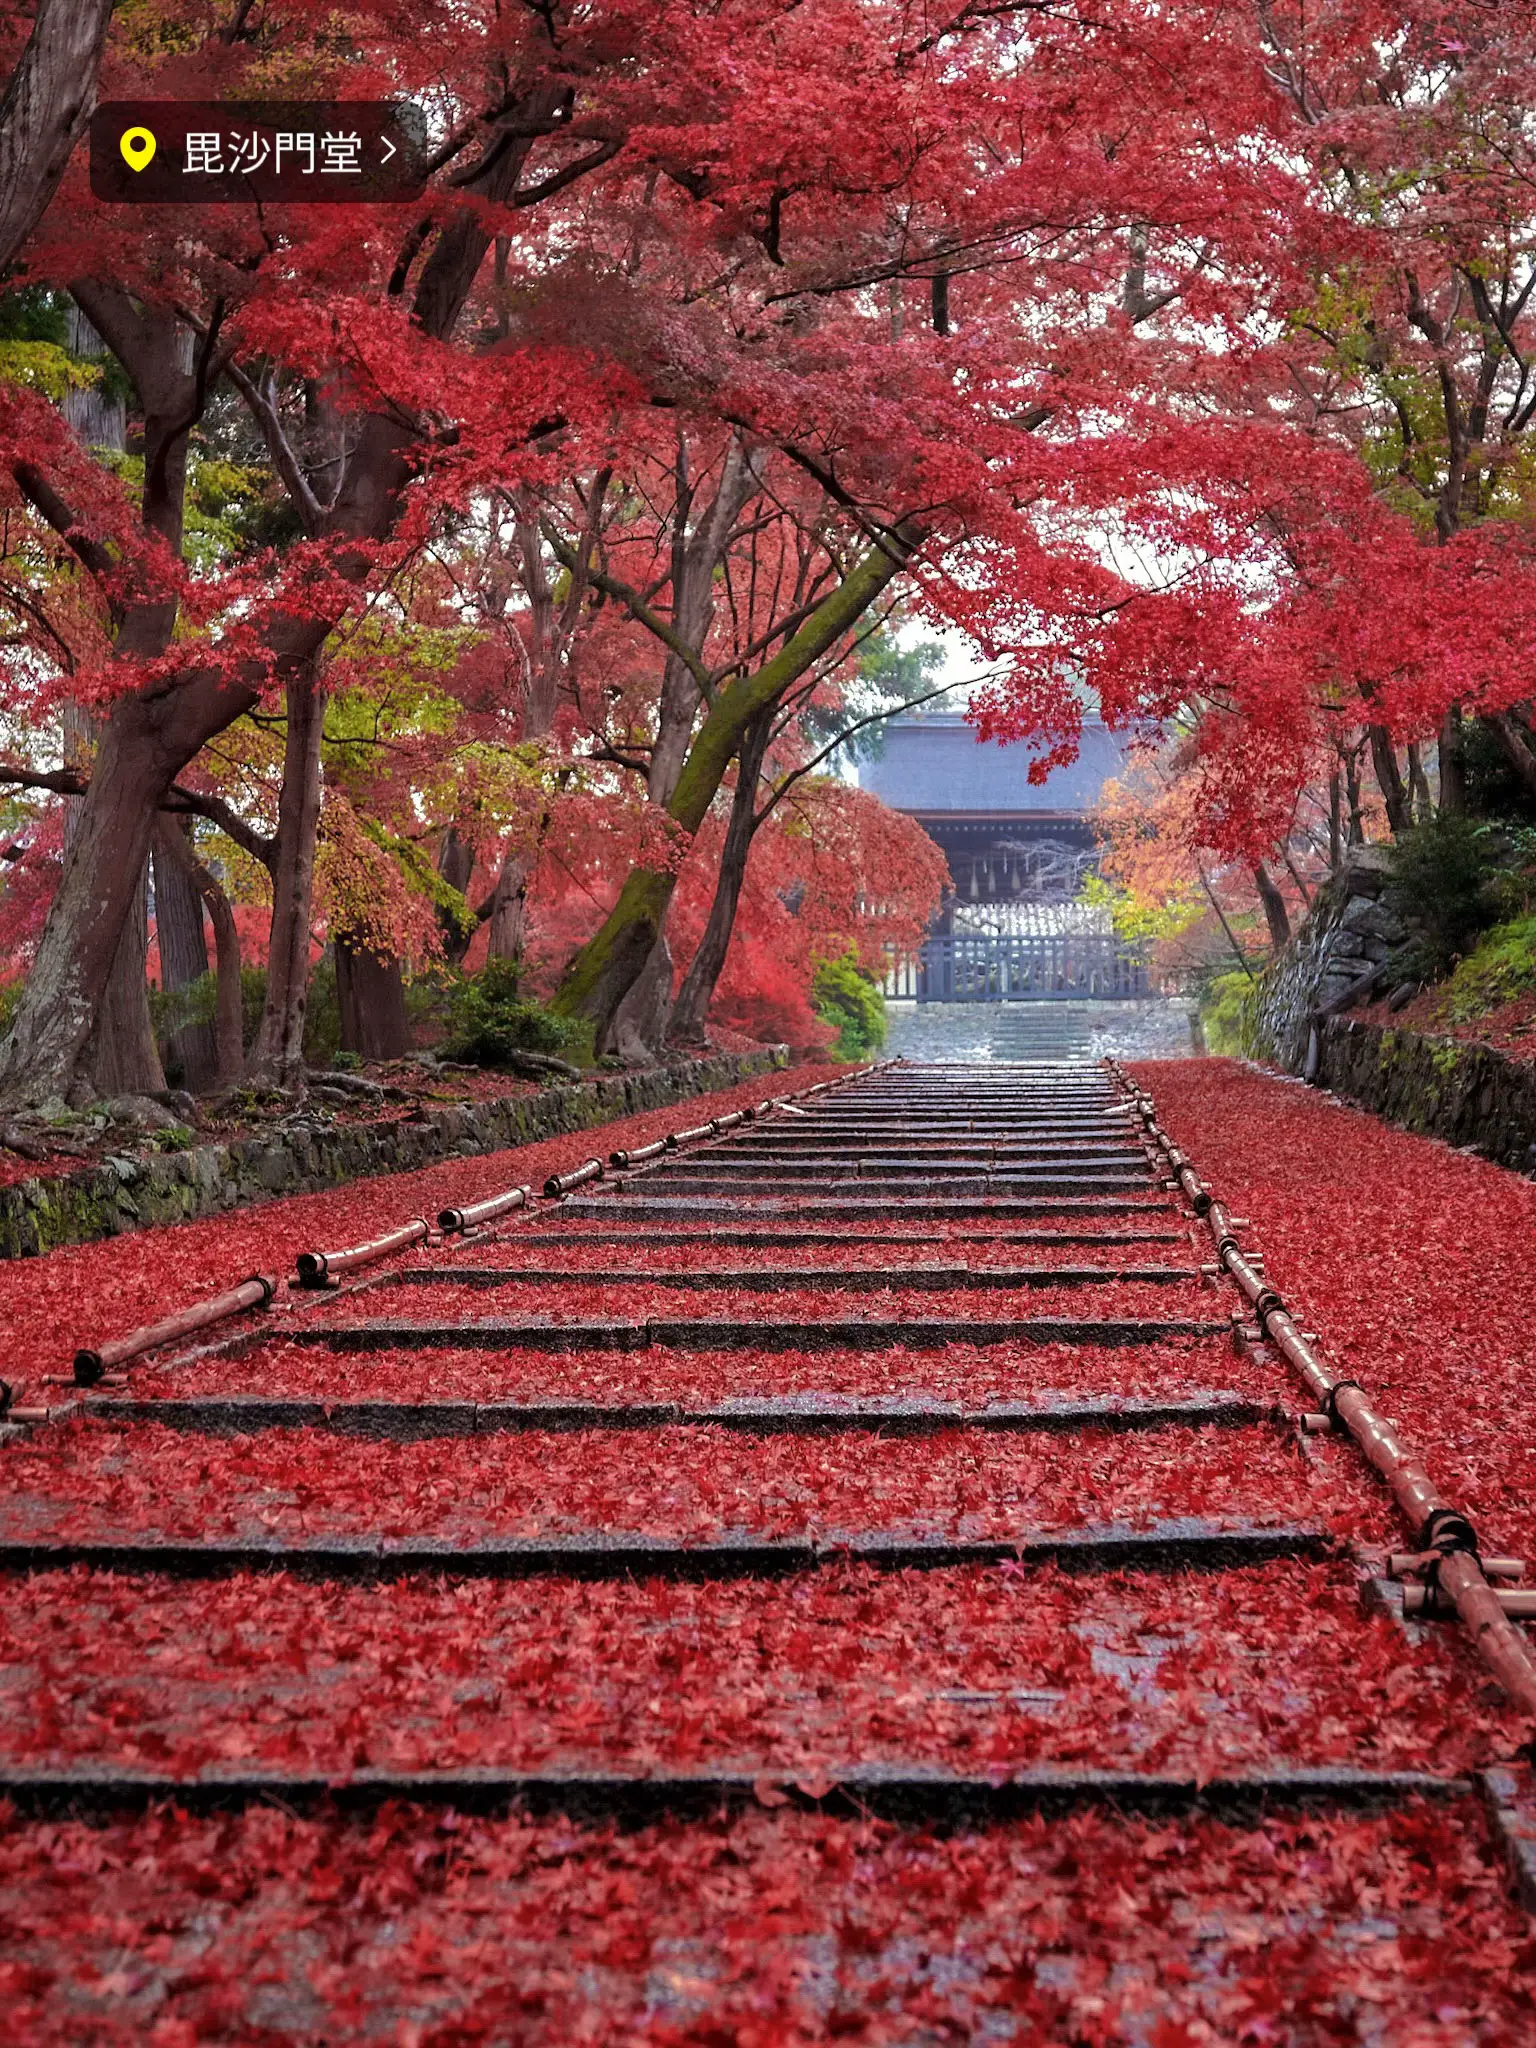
1198;968;1256;1056
444;958;585;1068
1385;815;1503;980
810;948;886;1061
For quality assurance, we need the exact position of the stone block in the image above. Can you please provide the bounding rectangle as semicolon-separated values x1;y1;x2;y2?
1341;898;1404;943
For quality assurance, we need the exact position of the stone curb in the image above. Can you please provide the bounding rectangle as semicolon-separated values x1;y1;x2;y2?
0;1048;787;1259
1318;1020;1536;1176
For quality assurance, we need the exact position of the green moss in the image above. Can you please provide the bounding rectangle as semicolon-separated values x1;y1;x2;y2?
1436;913;1536;1026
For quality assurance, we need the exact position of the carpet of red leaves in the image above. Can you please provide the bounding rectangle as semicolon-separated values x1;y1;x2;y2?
461;1229;1193;1270
0;1561;1520;1778
303;1275;1223;1327
0;1415;1354;1545
130;1333;1274;1407
2;1801;1531;2045
1130;1057;1536;1561
6;1054;1536;2040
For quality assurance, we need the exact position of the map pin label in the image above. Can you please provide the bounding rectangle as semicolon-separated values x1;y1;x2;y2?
119;127;156;172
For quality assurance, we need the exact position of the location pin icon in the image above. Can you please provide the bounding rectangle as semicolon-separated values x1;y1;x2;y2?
119;127;156;172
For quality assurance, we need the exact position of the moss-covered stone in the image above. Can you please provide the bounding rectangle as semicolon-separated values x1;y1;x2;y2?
0;1048;788;1259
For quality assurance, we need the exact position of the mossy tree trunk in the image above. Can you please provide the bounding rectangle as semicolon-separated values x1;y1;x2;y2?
551;529;918;1043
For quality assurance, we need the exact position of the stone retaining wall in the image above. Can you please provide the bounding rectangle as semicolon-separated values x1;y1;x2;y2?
0;1049;788;1259
1246;847;1407;1071
1318;1019;1536;1176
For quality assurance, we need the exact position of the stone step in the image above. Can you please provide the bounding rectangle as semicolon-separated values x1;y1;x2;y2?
0;1761;1462;1825
0;1517;1326;1584
79;1389;1275;1439
276;1314;1229;1352
379;1265;1201;1292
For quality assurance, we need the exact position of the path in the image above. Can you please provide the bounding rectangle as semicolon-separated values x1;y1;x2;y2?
885;996;1197;1062
0;1060;1532;2040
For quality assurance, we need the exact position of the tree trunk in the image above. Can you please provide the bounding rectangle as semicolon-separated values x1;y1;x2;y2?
1367;725;1411;836
486;849;533;962
1251;862;1291;952
153;818;219;1090
437;825;476;964
1406;741;1432;823
0;0;115;273
1483;708;1536;807
670;711;773;1046
1328;770;1342;870
248;672;326;1088
0;697;191;1105
84;860;165;1099
604;933;673;1063
1438;703;1467;816
552;528;917;1041
1343;745;1366;846
154;815;243;1087
336;939;410;1059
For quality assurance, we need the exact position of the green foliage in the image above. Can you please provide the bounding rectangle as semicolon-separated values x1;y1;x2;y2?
1386;815;1508;979
185;455;284;567
302;957;342;1066
241;966;268;1052
1198;968;1256;1056
444;958;587;1069
1458;720;1536;827
152;1125;196;1152
1080;872;1200;948
331;1049;363;1071
811;947;886;1060
1437;914;1536;1026
0;340;98;400
149;971;220;1045
0;288;70;346
796;627;952;769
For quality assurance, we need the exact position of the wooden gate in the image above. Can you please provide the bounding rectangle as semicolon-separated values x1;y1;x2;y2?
887;933;1147;1002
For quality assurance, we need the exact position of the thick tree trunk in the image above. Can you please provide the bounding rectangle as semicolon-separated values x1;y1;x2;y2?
552;529;916;1041
670;712;773;1046
0;699;187;1105
1438;704;1467;817
336;939;410;1059
248;673;326;1088
153;818;219;1090
84;859;165;1099
0;0;114;273
154;815;243;1087
1367;725;1411;836
604;933;673;1062
1251;862;1291;953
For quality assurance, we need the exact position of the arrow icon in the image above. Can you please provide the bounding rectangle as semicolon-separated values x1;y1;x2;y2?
379;137;397;164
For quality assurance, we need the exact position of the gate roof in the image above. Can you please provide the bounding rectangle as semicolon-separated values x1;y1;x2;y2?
859;715;1127;818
